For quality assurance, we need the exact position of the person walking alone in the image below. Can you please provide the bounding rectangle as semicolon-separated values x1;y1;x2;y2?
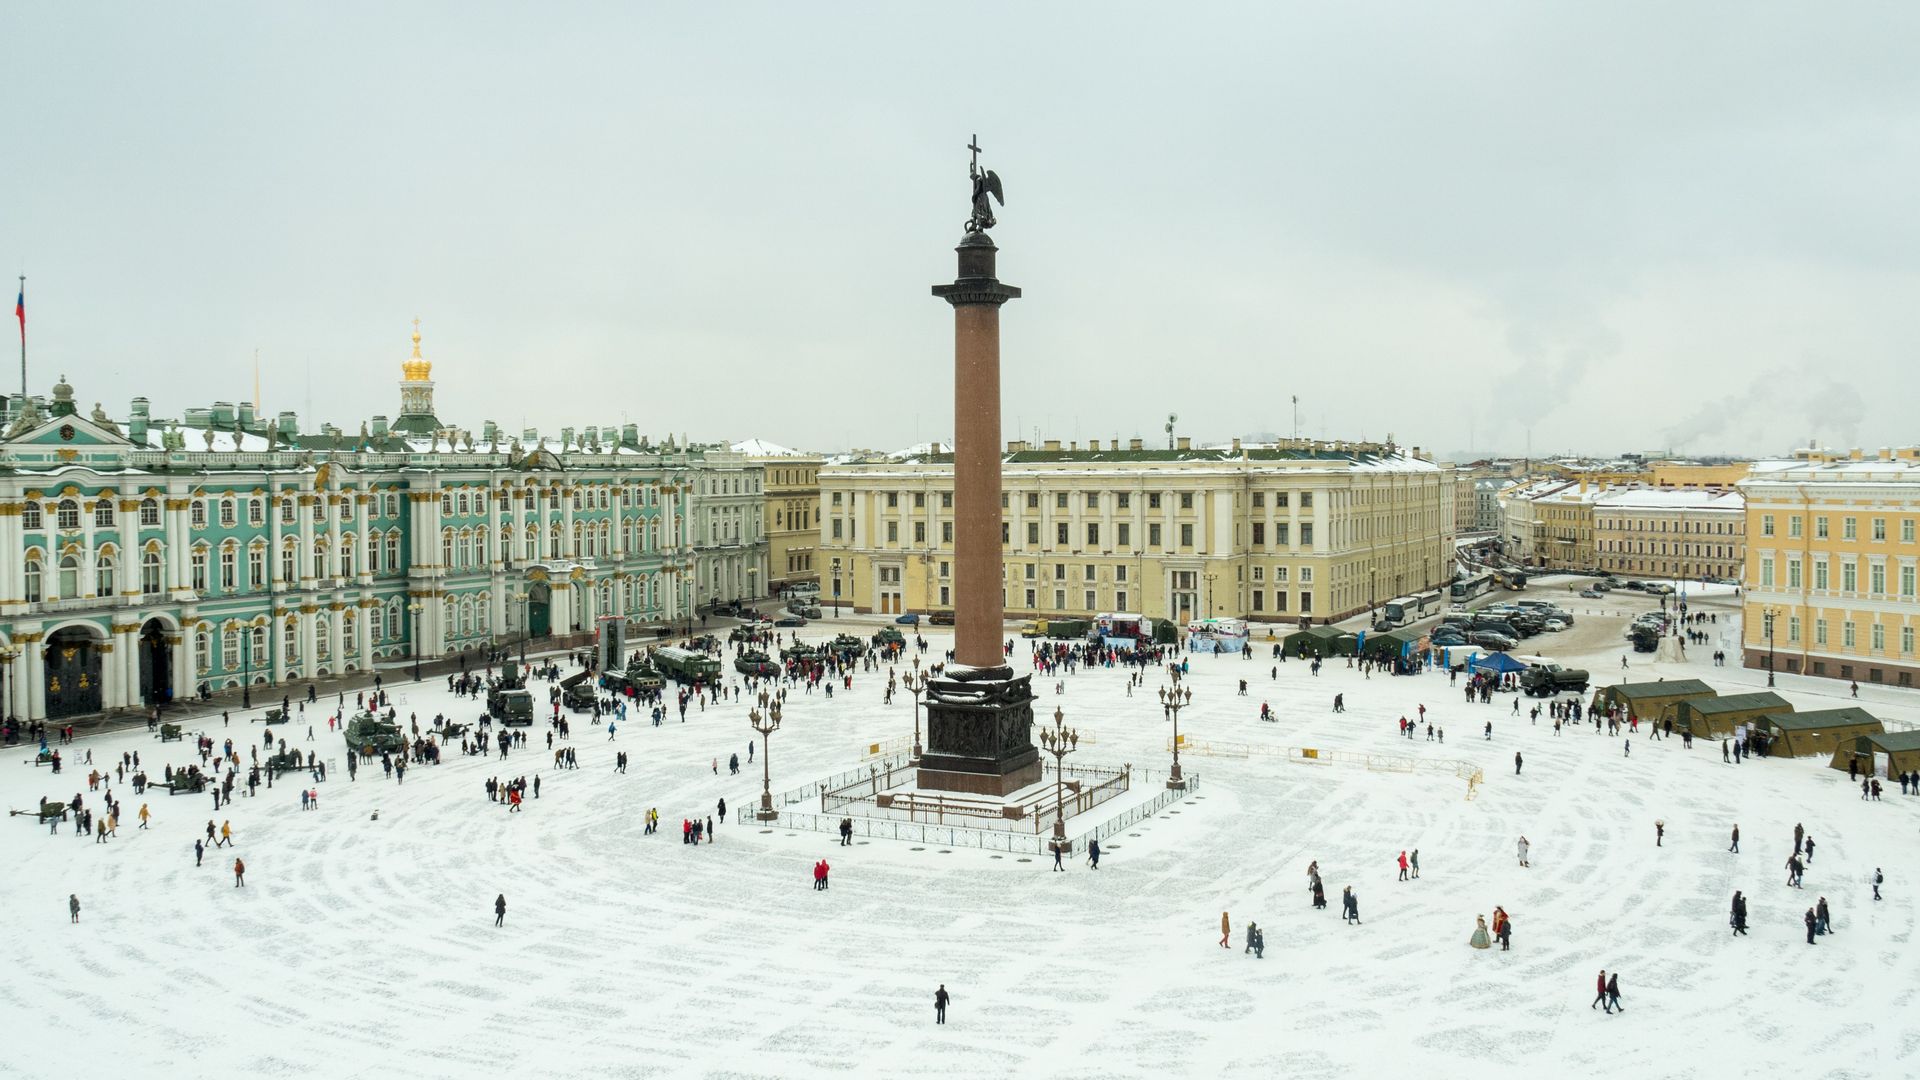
495;893;506;927
1729;824;1740;853
934;984;950;1025
1219;911;1231;948
1874;868;1884;902
69;894;80;923
233;857;246;888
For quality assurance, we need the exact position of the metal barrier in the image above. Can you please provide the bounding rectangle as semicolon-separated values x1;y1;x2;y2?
1170;738;1484;799
741;767;1199;852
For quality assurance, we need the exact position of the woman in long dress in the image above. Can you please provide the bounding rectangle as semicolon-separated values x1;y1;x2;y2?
1470;914;1492;949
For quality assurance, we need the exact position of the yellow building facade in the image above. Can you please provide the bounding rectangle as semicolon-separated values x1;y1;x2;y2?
744;449;821;593
817;439;1454;626
1741;449;1920;687
1592;489;1745;582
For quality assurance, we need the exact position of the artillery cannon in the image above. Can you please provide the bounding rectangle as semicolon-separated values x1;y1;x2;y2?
9;798;68;824
157;723;184;742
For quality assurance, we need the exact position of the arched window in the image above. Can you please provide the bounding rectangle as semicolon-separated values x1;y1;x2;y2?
281;539;297;584
341;533;356;577
311;539;326;579
473;529;487;565
96;552;116;597
342;609;357;649
139;498;160;526
315;615;330;662
442;528;455;569
57;499;80;531
219;543;237;591
22;502;42;530
194;630;212;673
441;493;453;515
443;596;457;637
386;600;401;640
385;530;401;572
141;550;162;596
94;501;115;528
283;618;299;664
525;524;538;559
250;625;267;664
475;596;490;634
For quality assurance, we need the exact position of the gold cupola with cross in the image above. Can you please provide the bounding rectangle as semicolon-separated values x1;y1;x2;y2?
393;317;442;436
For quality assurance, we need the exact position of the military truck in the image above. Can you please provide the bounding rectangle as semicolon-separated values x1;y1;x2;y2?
734;650;779;677
603;661;664;695
560;670;598;712
653;646;722;685
488;661;536;726
1520;663;1590;696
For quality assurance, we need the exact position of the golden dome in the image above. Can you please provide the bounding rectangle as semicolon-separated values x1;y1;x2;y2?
402;319;432;382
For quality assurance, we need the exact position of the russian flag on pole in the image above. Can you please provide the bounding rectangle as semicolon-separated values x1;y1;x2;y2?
12;284;20;342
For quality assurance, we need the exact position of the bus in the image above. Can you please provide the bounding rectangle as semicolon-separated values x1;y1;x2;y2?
651;646;722;684
1381;590;1445;627
1450;574;1495;603
1495;569;1529;590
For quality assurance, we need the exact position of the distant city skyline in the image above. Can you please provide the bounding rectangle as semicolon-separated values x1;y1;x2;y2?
4;5;1915;456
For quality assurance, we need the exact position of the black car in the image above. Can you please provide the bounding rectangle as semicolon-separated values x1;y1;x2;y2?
774;616;807;627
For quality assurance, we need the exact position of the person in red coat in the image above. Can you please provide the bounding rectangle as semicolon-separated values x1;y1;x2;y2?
1591;969;1609;1012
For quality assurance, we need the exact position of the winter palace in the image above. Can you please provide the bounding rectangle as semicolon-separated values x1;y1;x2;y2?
0;325;766;723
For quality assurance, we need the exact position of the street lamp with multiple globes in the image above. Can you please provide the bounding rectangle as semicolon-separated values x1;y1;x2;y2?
1038;705;1079;855
0;643;19;735
902;655;929;761
240;622;252;709
408;600;425;682
1763;605;1777;688
510;588;529;667
1160;672;1193;791
750;691;783;821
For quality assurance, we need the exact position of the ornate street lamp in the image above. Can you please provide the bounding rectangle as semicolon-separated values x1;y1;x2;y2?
750;694;783;821
408;600;425;682
0;643;19;734
1763;605;1777;688
510;588;529;667
1160;671;1193;791
902;655;929;762
241;623;252;708
1038;706;1078;855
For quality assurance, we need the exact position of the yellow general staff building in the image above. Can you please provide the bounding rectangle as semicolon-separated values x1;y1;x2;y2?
817;438;1455;627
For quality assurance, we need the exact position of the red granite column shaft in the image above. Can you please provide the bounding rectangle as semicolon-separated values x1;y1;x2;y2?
952;302;1003;669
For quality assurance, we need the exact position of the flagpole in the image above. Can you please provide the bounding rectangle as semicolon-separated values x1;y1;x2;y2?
16;275;24;404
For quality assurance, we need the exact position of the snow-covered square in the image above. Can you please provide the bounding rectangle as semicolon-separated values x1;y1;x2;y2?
5;582;1917;1079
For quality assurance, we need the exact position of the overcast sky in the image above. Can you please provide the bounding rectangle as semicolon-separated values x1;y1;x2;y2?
3;3;1915;459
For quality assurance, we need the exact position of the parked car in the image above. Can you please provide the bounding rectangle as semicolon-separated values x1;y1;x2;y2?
1471;630;1518;651
1622;581;1646;591
1431;632;1468;647
774;615;807;627
1543;619;1568;632
1579;588;1601;598
894;613;920;625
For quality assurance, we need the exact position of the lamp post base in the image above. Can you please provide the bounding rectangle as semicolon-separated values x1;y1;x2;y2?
1166;764;1187;791
755;807;779;822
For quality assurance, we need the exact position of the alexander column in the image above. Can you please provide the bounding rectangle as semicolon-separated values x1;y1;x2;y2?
918;136;1042;798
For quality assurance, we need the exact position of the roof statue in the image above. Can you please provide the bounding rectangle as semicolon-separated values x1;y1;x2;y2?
5;396;42;439
964;134;1004;234
91;403;121;435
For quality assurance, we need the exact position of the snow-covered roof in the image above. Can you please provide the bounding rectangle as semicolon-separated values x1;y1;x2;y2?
731;438;807;458
1594;488;1744;512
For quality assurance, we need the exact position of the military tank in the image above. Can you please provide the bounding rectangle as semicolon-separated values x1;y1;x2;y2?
343;711;404;756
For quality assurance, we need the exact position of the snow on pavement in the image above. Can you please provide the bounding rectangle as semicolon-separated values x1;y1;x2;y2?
4;595;1917;1079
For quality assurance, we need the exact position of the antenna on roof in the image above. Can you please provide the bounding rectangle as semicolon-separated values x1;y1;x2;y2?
1165;412;1177;450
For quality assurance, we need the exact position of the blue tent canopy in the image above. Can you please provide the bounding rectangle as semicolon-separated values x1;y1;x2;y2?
1468;652;1527;675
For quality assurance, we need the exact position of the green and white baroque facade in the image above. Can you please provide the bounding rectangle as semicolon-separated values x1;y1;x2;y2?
0;354;765;723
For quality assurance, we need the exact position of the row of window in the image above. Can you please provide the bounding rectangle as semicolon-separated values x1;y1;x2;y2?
1759;556;1920;597
850;518;1320;552
1768;613;1919;656
1599;541;1736;558
1597;518;1739;534
850;489;1320;512
1760;514;1920;543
